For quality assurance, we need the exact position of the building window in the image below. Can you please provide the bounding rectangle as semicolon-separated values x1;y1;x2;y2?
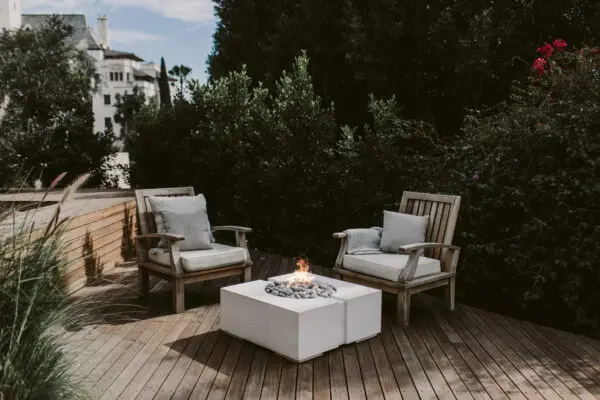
104;94;111;105
104;117;112;128
119;72;124;81
127;73;131;81
109;72;114;81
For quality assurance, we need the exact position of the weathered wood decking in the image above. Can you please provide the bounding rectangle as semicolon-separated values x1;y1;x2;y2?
63;251;600;400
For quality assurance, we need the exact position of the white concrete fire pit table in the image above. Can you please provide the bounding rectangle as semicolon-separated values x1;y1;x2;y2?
220;274;381;362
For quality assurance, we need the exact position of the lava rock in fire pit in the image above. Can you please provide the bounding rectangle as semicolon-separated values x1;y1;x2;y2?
265;280;337;299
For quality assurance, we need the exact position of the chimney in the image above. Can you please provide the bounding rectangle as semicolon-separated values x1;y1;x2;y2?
97;15;110;49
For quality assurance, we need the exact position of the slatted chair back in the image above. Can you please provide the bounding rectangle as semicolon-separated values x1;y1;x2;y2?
399;191;461;259
134;187;195;235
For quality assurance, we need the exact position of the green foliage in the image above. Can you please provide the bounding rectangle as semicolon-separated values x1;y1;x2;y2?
114;85;147;143
128;47;600;335
0;16;115;188
0;175;92;399
209;0;600;134
127;53;440;260
446;44;600;334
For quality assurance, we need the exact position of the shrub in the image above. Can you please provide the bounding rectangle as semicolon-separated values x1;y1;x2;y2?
126;54;443;260
446;41;600;334
0;16;116;188
0;174;92;399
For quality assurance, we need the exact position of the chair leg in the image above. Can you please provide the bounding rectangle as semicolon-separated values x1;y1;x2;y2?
243;266;252;282
397;291;411;327
139;267;149;297
445;277;456;311
172;279;185;313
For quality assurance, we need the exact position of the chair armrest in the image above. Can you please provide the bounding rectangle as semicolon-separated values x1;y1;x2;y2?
212;226;251;248
135;233;185;242
399;242;459;252
333;232;349;267
398;243;460;282
212;225;252;233
134;233;185;272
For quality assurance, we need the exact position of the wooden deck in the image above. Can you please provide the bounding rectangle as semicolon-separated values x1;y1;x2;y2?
63;251;600;400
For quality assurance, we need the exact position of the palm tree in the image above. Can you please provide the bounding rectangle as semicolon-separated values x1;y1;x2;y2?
168;65;192;93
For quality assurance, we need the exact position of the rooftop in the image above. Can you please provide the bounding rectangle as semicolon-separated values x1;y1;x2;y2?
105;49;145;62
21;14;102;50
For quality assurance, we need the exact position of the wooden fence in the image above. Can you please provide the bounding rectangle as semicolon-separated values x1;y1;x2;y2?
63;199;137;291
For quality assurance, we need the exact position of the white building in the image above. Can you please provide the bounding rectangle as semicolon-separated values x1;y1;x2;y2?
0;0;162;188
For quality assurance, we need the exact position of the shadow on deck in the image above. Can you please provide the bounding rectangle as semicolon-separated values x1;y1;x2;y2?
63;250;600;400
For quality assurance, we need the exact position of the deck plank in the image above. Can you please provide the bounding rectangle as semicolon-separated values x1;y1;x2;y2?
242;348;269;399
342;345;366;400
461;305;562;400
329;347;349;400
61;252;600;400
135;307;211;399
225;344;256;400
260;353;283;400
379;323;420;399
206;337;244;400
296;359;314;400
452;306;544;400
313;352;331;400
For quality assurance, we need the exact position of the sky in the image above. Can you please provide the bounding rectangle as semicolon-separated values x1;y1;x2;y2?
21;0;217;83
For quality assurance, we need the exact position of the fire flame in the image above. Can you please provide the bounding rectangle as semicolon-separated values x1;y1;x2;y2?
286;257;312;285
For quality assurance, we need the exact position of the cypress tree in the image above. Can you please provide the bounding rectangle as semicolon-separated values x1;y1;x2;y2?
158;57;171;108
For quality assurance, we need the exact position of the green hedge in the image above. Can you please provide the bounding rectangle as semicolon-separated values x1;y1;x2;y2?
125;49;600;336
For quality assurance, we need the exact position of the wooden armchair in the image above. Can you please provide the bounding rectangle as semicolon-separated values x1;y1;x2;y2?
134;187;253;313
333;191;461;326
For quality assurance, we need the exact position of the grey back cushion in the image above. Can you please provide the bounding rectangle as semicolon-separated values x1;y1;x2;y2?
380;210;429;253
147;194;214;250
160;209;213;251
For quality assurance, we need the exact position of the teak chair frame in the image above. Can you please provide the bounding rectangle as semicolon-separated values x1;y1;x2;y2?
134;187;252;313
333;191;461;326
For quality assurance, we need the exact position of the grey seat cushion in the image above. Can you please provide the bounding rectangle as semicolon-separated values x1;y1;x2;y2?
149;243;248;272
380;211;429;253
148;194;215;250
343;253;441;282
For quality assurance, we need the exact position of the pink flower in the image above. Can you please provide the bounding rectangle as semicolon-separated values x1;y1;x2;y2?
595;48;599;53
531;58;547;77
537;43;553;58
552;39;567;51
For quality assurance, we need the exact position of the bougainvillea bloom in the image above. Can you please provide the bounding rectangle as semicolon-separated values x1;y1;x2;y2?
553;39;567;51
537;43;553;58
531;58;547;76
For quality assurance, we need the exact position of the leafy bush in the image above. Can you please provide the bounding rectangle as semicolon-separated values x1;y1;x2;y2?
0;17;116;188
446;41;600;334
126;54;441;260
209;0;600;134
0;175;91;399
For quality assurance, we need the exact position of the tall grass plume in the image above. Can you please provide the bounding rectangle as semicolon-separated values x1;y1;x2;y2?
0;173;94;399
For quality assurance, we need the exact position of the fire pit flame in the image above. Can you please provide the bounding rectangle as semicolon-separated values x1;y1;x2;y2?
265;256;337;299
286;257;312;286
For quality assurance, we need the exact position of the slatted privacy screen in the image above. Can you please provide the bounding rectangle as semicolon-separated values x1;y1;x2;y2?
399;191;461;259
